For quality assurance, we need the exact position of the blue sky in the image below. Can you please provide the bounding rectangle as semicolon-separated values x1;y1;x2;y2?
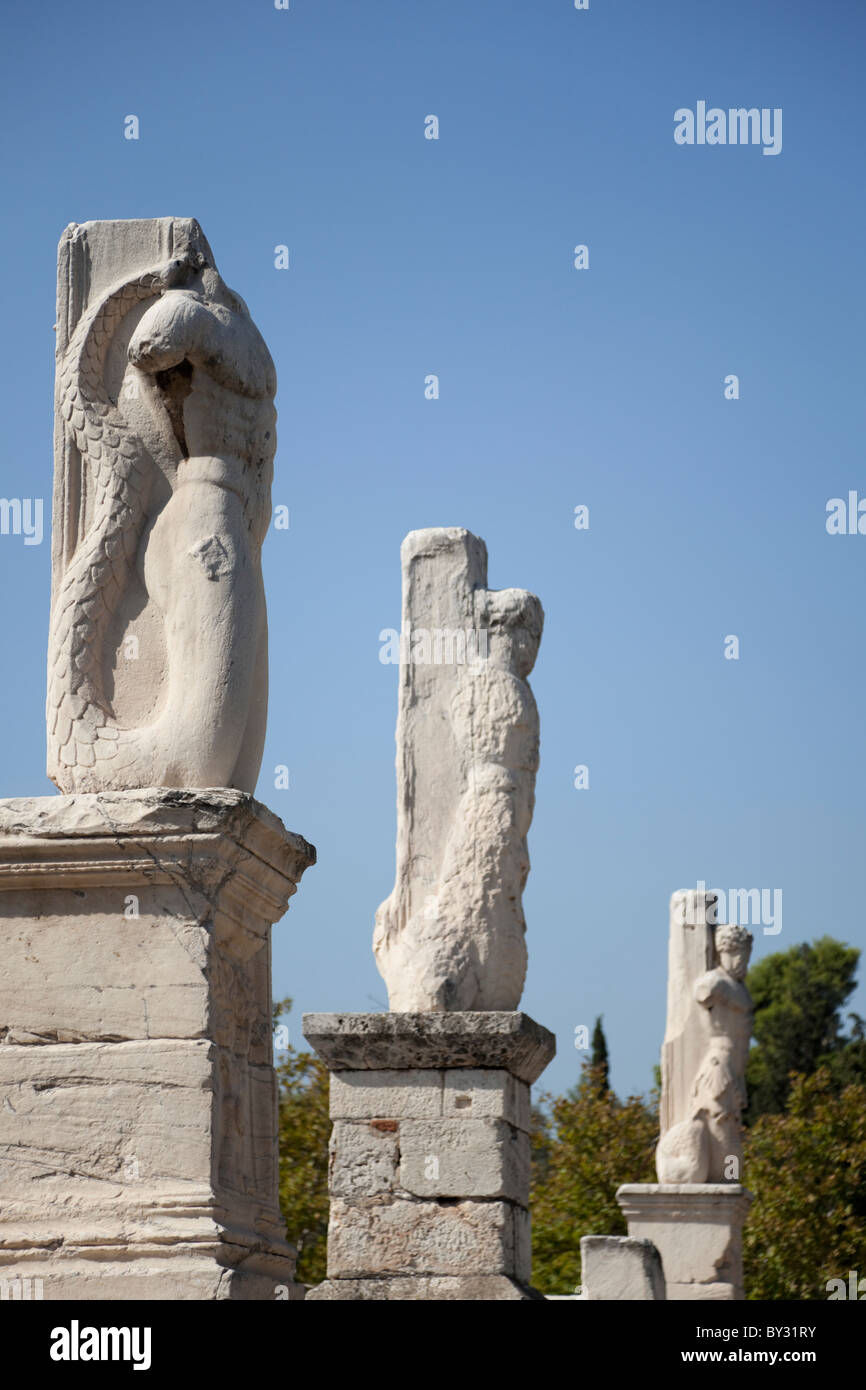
1;0;864;1099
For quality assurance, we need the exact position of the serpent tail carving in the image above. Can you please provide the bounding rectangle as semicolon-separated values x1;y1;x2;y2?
46;259;192;791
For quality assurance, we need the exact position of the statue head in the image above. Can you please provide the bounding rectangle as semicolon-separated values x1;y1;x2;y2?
715;923;753;980
477;588;543;679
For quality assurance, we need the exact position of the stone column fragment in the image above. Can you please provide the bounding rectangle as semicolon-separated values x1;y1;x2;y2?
659;890;718;1141
303;1011;555;1300
0;789;315;1299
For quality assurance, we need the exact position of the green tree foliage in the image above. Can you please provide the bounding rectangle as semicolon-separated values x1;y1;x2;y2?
746;938;865;1119
743;1068;866;1299
270;937;866;1300
829;1013;866;1091
273;999;331;1286
590;1016;610;1095
530;1063;657;1295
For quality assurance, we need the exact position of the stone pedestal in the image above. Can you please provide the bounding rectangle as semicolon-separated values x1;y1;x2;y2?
302;1012;555;1300
616;1184;753;1300
0;789;315;1300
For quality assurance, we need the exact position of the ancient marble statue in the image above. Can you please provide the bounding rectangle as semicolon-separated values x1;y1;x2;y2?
373;527;543;1011
47;218;274;793
656;892;753;1184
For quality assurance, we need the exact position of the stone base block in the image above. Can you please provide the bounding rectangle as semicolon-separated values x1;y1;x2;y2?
580;1235;665;1300
617;1183;753;1301
0;1248;304;1301
327;1197;530;1280
308;1276;543;1301
303;1011;555;1301
0;790;315;1300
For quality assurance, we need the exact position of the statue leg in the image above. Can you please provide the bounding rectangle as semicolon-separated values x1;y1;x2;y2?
706;1112;744;1183
231;574;268;793
141;479;261;787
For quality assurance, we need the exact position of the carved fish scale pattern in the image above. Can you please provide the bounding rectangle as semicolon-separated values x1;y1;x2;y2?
47;265;175;791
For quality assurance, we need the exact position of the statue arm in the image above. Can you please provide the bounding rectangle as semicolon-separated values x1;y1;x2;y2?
694;968;723;1007
127;292;208;374
695;970;749;1014
129;291;275;398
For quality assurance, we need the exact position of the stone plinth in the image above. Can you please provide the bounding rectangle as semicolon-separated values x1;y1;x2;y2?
580;1236;665;1301
617;1184;753;1301
303;1012;555;1301
0;789;315;1300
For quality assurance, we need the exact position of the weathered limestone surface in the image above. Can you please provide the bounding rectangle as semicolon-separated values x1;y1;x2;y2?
657;891;754;1184
48;218;276;795
617;1185;752;1301
326;1197;528;1280
303;1011;554;1084
373;528;543;1011
580;1236;665;1301
307;1276;539;1301
304;1012;554;1301
0;789;315;1299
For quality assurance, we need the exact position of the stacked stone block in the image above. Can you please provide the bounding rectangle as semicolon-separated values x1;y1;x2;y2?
0;789;315;1299
304;1011;555;1300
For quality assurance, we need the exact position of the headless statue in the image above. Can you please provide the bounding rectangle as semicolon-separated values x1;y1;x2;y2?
48;218;273;793
374;528;543;1011
656;916;753;1184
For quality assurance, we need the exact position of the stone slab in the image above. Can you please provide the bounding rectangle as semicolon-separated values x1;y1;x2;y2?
325;1197;529;1281
0;789;315;890
399;1118;530;1203
307;1275;542;1301
0;1253;303;1301
329;1122;400;1199
328;1067;531;1132
443;1069;531;1132
329;1070;444;1120
580;1235;665;1301
303;1012;555;1084
0;1039;213;1196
